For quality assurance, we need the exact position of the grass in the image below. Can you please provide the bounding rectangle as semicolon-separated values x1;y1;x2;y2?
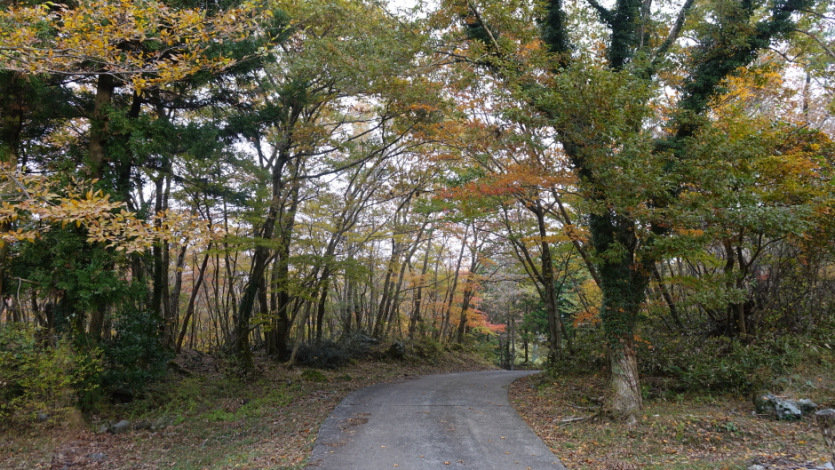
509;348;835;470
0;347;495;470
3;341;831;470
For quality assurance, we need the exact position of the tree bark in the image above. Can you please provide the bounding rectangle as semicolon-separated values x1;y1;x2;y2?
232;137;296;370
315;268;330;342
176;247;212;353
409;242;432;339
372;238;399;338
440;224;469;341
533;205;562;361
603;342;642;423
167;241;189;349
88;74;115;179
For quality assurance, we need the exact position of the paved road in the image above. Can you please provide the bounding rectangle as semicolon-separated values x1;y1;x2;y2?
306;370;566;470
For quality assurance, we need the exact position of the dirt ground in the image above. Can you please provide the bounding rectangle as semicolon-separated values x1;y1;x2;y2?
0;349;495;470
509;373;834;470
5;348;833;470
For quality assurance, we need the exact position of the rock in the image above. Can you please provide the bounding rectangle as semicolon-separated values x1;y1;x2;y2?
36;412;49;422
799;399;819;414
386;340;406;359
754;394;803;421
97;424;110;434
151;416;171;431
110;420;131;434
748;465;766;470
133;420;152;431
349;332;378;346
87;453;106;461
818;462;834;470
817;409;835;465
776;399;803;420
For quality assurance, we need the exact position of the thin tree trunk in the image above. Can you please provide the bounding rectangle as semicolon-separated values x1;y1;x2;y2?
88;74;114;178
372;239;398;337
176;247;212;353
168;241;189;348
409;242;432;339
315;269;330;342
440;224;469;341
533;206;562;362
652;264;684;330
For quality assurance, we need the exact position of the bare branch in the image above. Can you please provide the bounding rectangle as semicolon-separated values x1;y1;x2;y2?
466;1;502;53
651;0;696;69
794;28;835;60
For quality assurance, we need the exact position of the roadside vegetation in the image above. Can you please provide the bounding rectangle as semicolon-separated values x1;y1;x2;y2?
0;343;493;470
512;347;835;470
0;0;834;468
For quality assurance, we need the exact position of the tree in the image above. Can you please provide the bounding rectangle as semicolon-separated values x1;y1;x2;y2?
436;0;821;420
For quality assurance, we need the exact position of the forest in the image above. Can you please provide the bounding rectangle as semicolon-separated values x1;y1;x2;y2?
0;0;834;430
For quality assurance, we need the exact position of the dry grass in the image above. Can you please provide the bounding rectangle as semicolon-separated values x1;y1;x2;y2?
0;348;495;470
509;369;835;470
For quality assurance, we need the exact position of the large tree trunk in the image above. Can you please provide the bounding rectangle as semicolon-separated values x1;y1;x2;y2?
267;229;295;361
592;211;650;422
603;342;642;423
167;242;189;349
152;176;173;347
455;286;474;343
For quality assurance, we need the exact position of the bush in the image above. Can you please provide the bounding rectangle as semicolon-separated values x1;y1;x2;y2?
292;333;383;369
639;334;802;395
101;307;172;396
294;340;355;369
0;324;101;422
411;337;445;361
551;326;608;374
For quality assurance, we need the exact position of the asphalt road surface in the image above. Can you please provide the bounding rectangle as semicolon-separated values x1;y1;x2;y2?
306;370;566;470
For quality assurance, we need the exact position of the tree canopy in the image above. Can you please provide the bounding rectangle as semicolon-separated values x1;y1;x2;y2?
0;0;833;423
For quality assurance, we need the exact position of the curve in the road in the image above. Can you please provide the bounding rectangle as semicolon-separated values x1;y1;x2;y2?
306;370;566;470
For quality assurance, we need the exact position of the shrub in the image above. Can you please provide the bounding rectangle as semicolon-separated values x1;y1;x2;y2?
0;324;101;422
551;326;608;375
639;334;802;395
101;306;172;397
293;340;355;369
411;337;445;361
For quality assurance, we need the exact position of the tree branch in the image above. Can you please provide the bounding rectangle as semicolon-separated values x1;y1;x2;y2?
466;1;503;53
650;0;696;70
794;28;835;60
585;0;614;25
